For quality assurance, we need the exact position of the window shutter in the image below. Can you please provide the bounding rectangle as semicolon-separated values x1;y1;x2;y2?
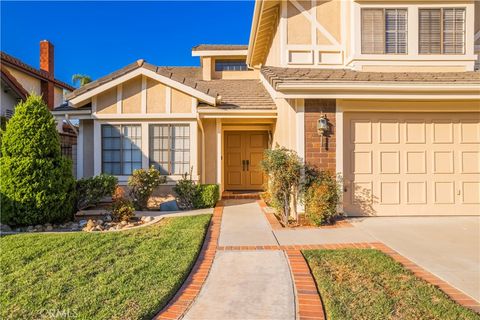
443;8;465;54
385;9;407;54
362;9;385;54
419;9;441;54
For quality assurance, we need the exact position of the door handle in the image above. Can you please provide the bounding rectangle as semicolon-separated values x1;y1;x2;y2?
246;160;250;171
242;160;246;171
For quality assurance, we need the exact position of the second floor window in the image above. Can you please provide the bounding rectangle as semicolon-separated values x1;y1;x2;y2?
215;60;248;71
419;8;465;54
361;8;408;54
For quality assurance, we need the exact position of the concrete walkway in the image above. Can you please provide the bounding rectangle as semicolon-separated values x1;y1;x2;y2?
184;200;295;320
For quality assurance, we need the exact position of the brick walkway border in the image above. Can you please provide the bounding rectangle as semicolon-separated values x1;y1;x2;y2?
153;203;224;320
217;242;480;316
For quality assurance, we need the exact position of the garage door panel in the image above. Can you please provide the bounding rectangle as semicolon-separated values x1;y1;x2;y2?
460;121;480;144
344;112;479;216
405;121;426;144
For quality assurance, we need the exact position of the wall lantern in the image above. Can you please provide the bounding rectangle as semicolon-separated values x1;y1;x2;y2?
317;115;329;136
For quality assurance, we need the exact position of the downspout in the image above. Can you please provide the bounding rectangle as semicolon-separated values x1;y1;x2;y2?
196;114;205;184
64;114;78;135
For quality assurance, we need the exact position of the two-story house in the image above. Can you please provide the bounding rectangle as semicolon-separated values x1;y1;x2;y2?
54;0;480;217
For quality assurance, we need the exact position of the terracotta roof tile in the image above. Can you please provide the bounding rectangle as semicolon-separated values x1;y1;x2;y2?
1;51;75;91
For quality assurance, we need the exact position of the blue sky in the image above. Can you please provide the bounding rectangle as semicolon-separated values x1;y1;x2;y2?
1;1;254;86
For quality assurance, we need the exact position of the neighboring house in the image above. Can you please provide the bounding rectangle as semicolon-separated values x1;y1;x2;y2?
1;41;78;173
54;0;480;217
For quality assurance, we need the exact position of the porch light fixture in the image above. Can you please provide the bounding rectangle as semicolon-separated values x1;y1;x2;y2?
317;115;329;136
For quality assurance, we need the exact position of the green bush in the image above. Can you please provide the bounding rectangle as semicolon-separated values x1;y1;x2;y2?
261;146;302;225
110;187;135;222
128;166;166;210
303;167;341;226
194;184;219;209
0;95;75;226
174;172;219;210
76;174;118;210
173;172;198;210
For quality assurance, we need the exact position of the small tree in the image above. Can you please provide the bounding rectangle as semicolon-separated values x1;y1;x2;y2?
261;147;302;226
72;74;92;87
0;95;76;226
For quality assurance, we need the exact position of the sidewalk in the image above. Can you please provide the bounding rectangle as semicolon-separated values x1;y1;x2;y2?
184;200;295;320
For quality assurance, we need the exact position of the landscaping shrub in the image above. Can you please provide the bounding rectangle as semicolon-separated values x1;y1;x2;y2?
128;166;166;210
261;146;302;225
76;174;118;210
174;171;219;210
174;171;198;210
194;184;219;208
110;187;135;222
303;167;341;225
0;95;75;226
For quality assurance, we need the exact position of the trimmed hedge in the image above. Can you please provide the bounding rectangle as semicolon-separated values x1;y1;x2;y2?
0;95;75;226
194;184;220;209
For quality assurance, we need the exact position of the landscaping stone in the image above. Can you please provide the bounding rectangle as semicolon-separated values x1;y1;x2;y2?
79;220;88;228
0;224;12;232
45;225;53;231
142;216;154;223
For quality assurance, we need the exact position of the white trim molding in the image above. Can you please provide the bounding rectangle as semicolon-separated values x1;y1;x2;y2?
191;50;248;57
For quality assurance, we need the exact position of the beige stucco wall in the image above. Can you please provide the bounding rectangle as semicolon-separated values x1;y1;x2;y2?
54;86;64;108
202;119;218;184
82;119;95;177
122;76;142;113
171;88;192;113
146;78;166;113
287;1;311;45
96;87;117;114
316;0;341;45
5;66;41;95
272;98;297;150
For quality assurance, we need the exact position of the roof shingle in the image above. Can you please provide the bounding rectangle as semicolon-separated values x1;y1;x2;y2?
261;66;480;89
192;44;248;51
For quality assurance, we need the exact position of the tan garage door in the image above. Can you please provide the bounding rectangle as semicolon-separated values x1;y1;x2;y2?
344;112;480;216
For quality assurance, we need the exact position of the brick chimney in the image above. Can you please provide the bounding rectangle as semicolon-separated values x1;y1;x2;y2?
39;40;55;110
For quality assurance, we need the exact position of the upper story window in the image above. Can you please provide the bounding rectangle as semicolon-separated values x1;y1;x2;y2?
215;60;248;71
419;8;465;54
361;8;408;54
102;124;142;175
149;124;190;175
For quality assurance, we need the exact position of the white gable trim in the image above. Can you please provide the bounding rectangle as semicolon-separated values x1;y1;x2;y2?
69;67;216;106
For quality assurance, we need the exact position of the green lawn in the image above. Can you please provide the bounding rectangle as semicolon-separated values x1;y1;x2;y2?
303;249;480;320
0;214;211;320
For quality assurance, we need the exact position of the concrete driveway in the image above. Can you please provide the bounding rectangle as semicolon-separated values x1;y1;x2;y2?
351;216;480;302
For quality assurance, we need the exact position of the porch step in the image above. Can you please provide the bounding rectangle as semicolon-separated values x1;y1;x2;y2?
222;191;262;200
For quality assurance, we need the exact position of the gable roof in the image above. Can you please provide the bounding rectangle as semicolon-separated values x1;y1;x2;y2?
1;51;75;91
65;60;275;110
261;66;480;88
66;60;219;105
1;66;28;100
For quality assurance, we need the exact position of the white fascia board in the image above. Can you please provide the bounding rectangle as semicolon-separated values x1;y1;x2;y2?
277;82;480;93
51;109;91;116
69;67;217;106
191;50;248;57
92;113;197;120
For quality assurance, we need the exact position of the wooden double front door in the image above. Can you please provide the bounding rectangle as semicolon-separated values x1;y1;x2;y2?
224;131;268;190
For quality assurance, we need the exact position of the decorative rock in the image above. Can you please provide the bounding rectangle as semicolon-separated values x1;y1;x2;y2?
96;219;104;226
83;220;96;232
78;220;88;228
26;226;34;232
45;225;53;231
0;224;12;232
142;216;154;223
104;215;112;222
120;221;127;226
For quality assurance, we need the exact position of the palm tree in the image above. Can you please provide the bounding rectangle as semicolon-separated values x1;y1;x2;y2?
72;74;92;87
